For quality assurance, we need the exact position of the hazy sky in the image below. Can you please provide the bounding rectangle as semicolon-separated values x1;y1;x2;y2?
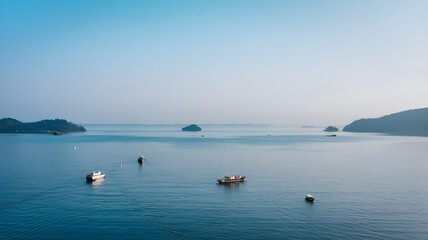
1;0;427;124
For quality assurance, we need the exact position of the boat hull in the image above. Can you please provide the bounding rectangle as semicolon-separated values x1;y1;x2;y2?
86;174;106;182
305;195;315;202
217;180;245;184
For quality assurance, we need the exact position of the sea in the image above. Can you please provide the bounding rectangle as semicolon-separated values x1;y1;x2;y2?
0;124;427;239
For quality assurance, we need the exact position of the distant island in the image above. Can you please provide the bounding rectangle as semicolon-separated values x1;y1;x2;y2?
324;126;339;132
0;118;86;134
182;124;202;132
343;107;428;136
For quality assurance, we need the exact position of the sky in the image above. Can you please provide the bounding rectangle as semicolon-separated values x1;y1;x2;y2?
1;0;427;125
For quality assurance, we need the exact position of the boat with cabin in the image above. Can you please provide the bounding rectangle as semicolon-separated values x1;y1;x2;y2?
305;194;315;202
217;175;246;184
137;156;145;163
86;171;106;182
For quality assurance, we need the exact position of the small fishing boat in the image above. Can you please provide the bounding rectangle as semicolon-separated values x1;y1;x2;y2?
305;194;315;202
217;175;246;184
86;171;106;182
326;134;337;137
137;156;145;164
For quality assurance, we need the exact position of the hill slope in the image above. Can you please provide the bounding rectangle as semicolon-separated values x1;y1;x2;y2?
342;108;428;136
0;118;86;134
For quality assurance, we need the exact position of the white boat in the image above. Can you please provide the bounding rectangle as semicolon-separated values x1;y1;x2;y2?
137;156;145;163
217;175;246;184
305;194;315;202
86;171;106;182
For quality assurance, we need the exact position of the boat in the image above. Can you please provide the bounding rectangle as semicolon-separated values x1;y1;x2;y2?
305;194;315;202
86;171;106;182
137;156;145;163
326;134;337;137
217;175;246;184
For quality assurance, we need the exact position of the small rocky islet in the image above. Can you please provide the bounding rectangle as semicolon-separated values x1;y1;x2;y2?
181;124;202;132
323;126;339;132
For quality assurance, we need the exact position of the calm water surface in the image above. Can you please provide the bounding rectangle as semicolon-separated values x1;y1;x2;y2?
0;125;427;239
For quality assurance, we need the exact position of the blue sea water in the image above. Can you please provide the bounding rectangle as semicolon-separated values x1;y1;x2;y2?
0;125;427;239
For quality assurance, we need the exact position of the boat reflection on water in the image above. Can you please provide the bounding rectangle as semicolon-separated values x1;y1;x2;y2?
221;182;241;188
217;181;244;194
87;178;105;188
218;183;243;199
